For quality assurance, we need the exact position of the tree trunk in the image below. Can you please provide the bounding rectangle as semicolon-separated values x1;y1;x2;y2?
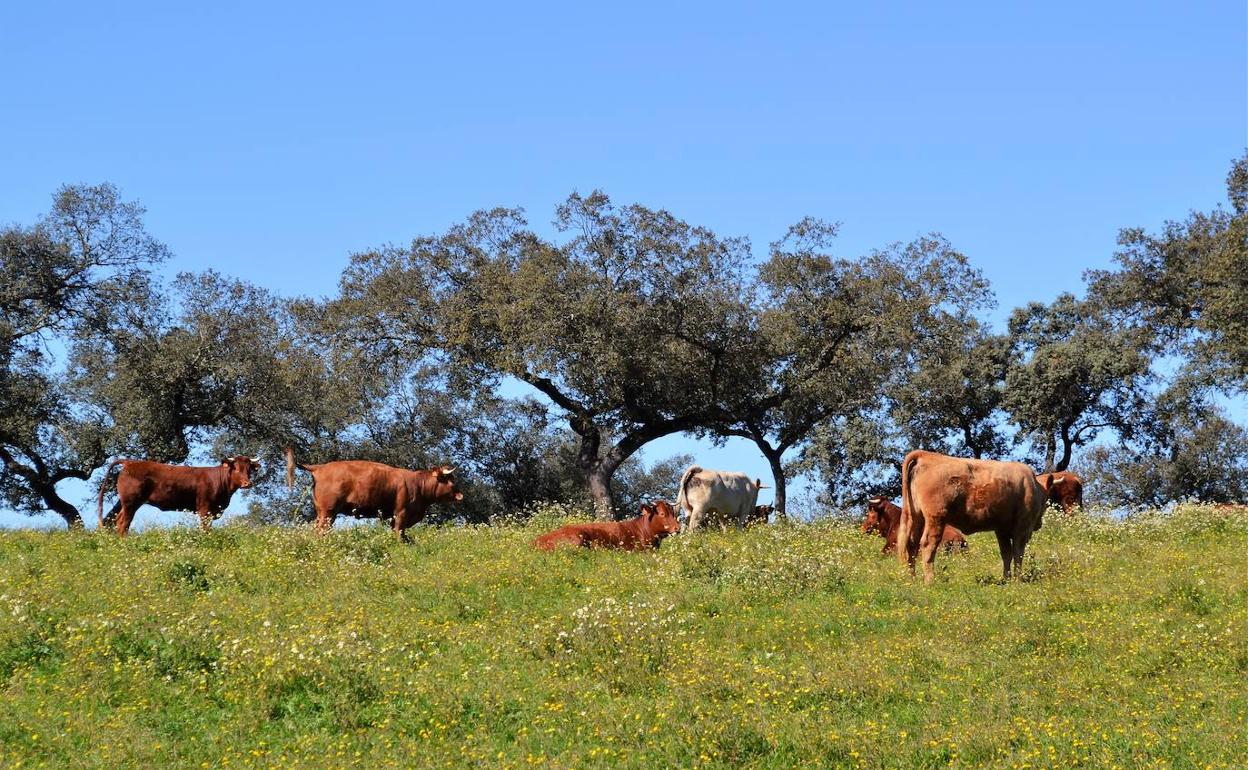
732;432;790;520
1055;427;1074;472
1043;433;1057;473
0;447;86;529
763;448;787;520
586;462;618;520
961;418;983;459
36;482;84;530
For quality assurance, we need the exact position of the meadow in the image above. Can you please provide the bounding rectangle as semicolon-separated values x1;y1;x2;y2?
0;505;1245;769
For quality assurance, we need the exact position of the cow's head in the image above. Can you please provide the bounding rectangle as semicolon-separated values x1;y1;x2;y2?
642;500;681;540
430;466;464;504
748;504;774;525
1036;473;1066;498
862;496;889;534
221;455;260;489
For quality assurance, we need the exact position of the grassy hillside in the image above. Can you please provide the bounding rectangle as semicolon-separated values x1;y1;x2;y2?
1;506;1245;769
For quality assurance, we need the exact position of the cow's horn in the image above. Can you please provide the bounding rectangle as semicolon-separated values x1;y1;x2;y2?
250;456;261;463
442;466;456;474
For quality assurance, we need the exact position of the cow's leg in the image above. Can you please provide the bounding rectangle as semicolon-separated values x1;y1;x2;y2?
310;487;337;534
1011;526;1033;578
115;504;137;537
392;509;410;542
312;500;336;534
196;502;214;532
686;506;706;532
995;530;1013;581
917;516;944;585
390;496;415;543
903;518;922;575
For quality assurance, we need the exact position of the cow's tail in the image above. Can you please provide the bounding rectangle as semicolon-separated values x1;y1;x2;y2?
96;459;125;528
676;465;701;515
897;451;922;568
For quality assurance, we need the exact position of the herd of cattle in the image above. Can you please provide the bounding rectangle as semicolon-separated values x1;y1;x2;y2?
94;449;1087;583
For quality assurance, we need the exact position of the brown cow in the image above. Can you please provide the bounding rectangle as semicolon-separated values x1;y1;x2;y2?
97;456;260;536
533;500;681;551
1036;471;1083;513
896;450;1067;583
862;497;967;555
289;456;463;541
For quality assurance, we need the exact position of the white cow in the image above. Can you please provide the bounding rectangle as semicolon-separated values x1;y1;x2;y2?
676;465;769;531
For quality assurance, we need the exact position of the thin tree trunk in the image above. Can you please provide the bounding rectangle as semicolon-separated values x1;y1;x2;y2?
1055;426;1074;472
763;448;786;520
739;433;788;521
1043;433;1057;473
961;419;983;459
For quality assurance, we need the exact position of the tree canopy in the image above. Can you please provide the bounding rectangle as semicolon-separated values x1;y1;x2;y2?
1087;152;1248;390
5;160;1248;527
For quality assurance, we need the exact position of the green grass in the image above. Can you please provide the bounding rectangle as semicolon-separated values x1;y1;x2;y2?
1;505;1245;769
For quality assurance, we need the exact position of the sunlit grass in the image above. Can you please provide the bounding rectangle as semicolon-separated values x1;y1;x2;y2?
1;504;1245;768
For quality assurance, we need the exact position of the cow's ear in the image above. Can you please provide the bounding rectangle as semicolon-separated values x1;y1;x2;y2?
220;457;233;467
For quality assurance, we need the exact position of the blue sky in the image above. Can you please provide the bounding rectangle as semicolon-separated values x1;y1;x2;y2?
2;1;1245;528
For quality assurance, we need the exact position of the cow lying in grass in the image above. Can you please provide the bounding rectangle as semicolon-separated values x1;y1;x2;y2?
862;497;967;555
533;501;681;551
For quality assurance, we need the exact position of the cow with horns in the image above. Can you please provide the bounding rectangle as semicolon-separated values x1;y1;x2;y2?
285;449;464;542
97;456;261;536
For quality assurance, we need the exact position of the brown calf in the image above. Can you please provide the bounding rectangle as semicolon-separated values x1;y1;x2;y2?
533;501;681;551
744;504;774;526
862;497;967;556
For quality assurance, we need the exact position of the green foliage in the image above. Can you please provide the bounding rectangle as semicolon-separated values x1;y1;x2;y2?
891;316;1010;460
1003;293;1152;472
0;509;1245;768
0;184;170;525
330;192;758;516
1083;399;1248;507
729;228;996;508
1087;151;1248;390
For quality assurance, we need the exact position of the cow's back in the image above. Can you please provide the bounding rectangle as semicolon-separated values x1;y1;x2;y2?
307;460;408;509
121;461;223;510
684;470;756;513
